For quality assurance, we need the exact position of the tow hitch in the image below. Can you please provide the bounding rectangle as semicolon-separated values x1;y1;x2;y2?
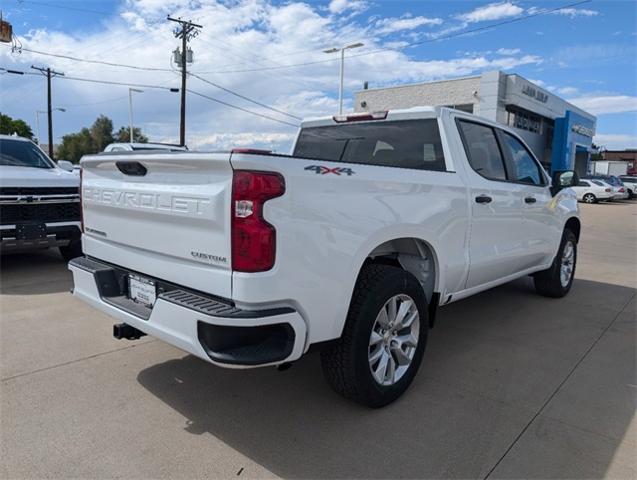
113;323;146;340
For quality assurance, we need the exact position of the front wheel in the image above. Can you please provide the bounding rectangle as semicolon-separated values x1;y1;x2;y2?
320;264;428;408
582;193;597;204
534;229;577;298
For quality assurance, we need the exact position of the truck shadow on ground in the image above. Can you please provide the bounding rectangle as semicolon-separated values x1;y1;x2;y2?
0;250;72;295
137;277;636;479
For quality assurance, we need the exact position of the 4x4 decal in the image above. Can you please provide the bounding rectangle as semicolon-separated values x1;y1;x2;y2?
305;165;355;176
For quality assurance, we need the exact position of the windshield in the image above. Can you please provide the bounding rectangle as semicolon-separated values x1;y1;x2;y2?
0;139;55;169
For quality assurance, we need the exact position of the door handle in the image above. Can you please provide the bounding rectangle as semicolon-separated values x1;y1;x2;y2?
524;197;537;204
475;195;492;204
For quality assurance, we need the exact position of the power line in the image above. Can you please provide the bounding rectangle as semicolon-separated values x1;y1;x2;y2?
189;72;302;120
187;89;299;128
2;44;301;122
64;95;129;108
3;67;298;128
196;0;593;74
16;0;111;16
3;44;174;72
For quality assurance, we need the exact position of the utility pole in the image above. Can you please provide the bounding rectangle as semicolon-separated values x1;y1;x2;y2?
167;16;202;147
31;65;64;159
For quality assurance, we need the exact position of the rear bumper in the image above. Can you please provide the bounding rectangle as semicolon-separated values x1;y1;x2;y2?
0;222;80;252
69;256;307;367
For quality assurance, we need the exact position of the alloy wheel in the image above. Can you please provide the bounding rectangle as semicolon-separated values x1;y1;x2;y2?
368;294;420;386
560;240;575;287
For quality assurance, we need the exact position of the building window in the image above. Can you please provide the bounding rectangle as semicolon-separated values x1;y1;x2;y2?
506;106;543;134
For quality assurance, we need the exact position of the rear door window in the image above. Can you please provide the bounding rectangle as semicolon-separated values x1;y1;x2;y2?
293;119;446;171
457;121;507;181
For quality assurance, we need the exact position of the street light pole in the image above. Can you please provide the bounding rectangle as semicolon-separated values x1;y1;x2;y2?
35;111;41;145
324;42;364;115
35;108;65;149
128;88;143;143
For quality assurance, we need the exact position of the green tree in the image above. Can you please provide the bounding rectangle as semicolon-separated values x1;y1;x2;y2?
0;113;34;139
57;128;96;163
114;126;148;143
89;115;114;152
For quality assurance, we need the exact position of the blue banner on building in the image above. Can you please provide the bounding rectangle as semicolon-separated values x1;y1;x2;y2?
551;110;596;174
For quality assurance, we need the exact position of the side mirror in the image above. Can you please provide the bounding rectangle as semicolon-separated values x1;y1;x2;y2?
57;160;74;172
551;170;579;196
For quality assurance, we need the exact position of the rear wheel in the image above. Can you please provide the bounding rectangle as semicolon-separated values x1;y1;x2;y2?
320;264;428;408
534;229;577;298
59;241;82;262
582;193;597;204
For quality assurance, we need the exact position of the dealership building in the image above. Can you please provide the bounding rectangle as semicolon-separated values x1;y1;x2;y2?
355;70;596;175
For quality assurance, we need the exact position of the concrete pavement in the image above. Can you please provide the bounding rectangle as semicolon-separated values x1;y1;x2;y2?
1;201;635;479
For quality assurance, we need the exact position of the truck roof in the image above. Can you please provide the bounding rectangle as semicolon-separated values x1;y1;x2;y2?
300;106;440;128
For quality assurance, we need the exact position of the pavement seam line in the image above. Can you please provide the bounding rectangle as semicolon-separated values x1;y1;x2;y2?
1;339;159;383
482;291;636;479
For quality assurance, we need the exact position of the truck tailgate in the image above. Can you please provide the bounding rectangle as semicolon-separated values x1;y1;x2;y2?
80;152;233;298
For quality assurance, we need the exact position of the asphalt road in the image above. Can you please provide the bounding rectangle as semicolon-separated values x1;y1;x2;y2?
1;201;636;479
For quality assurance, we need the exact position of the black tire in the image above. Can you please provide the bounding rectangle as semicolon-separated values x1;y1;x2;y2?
582;193;597;204
59;240;83;262
320;264;429;408
534;229;577;298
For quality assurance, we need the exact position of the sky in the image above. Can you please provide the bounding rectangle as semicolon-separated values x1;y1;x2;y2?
0;0;636;152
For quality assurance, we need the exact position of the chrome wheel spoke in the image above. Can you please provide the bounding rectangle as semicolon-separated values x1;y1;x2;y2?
370;331;383;346
386;296;397;325
375;308;390;329
391;345;411;366
395;299;414;328
386;355;396;383
373;351;390;384
397;332;418;348
369;345;384;365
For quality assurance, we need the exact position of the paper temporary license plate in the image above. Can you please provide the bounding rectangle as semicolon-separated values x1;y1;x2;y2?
128;274;156;308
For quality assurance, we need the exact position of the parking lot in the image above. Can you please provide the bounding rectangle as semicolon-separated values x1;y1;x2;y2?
1;201;635;479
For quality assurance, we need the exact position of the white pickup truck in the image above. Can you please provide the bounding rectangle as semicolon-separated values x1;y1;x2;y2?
69;107;581;407
0;134;82;260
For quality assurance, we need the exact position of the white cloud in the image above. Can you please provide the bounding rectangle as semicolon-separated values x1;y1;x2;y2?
457;2;523;23
553;8;599;18
568;95;637;115
496;48;520;55
593;134;637;150
328;0;367;15
527;6;599;18
556;86;579;96
375;15;443;35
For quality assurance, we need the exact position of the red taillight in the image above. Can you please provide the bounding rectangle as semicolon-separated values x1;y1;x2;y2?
231;170;285;272
79;167;84;233
606;188;612;192
619;187;625;192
